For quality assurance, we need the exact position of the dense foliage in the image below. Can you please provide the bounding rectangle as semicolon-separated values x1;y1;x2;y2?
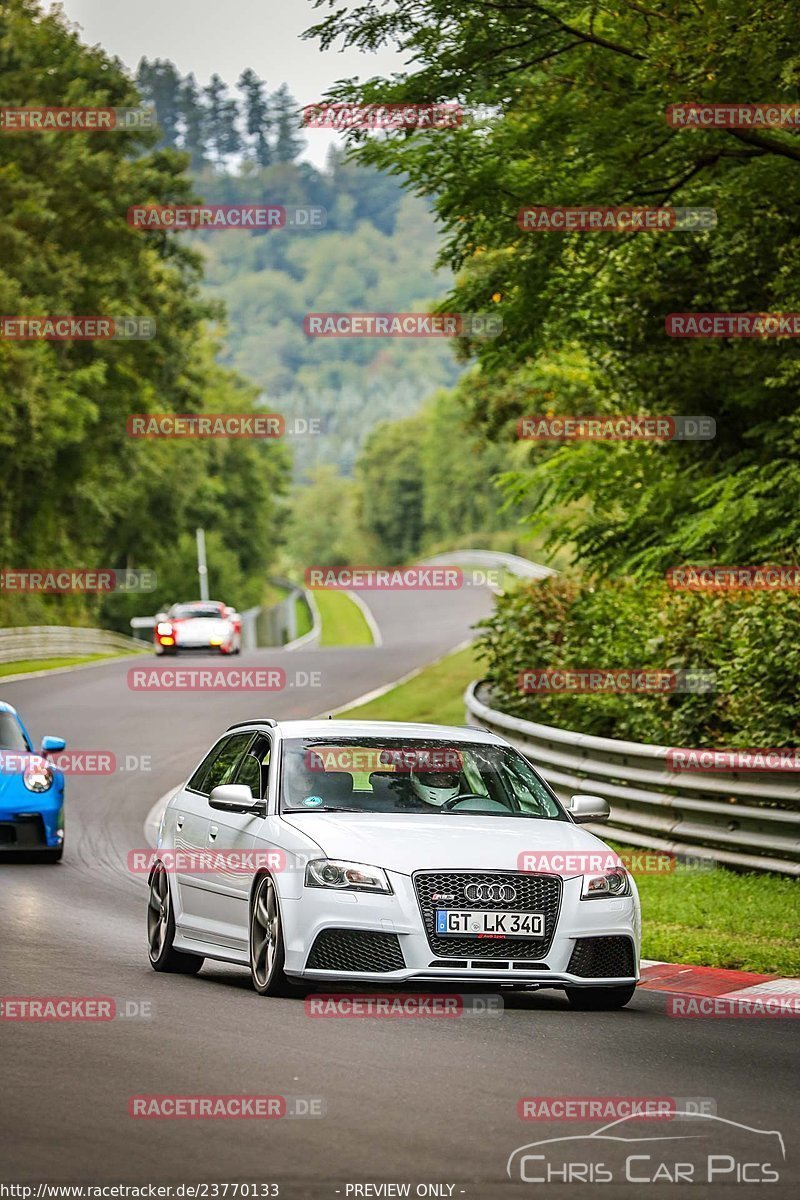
476;577;800;746
0;1;288;629
281;387;515;569
308;0;800;572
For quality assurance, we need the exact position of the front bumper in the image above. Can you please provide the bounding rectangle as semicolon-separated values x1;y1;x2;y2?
280;869;640;988
0;801;64;850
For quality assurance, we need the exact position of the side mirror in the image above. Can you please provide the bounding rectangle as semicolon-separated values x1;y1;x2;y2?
567;794;610;823
41;736;66;754
209;783;263;815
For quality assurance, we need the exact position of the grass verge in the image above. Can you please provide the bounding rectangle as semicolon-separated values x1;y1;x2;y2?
336;643;798;975
618;848;799;976
293;594;313;640
0;650;139;679
336;644;478;724
316;589;373;647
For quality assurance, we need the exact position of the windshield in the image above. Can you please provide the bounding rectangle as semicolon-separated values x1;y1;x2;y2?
0;712;29;752
279;737;567;820
171;605;223;620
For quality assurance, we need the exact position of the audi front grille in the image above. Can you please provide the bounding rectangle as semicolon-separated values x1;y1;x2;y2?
413;870;561;960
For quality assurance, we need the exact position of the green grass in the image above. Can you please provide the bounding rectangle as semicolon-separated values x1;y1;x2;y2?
0;650;139;678
293;594;313;640
337;643;478;724
619;847;800;976
335;643;799;976
316;589;373;647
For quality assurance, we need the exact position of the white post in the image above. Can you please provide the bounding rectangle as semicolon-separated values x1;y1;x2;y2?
196;527;209;600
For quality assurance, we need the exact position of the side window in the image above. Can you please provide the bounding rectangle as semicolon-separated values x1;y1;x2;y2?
235;734;271;798
187;739;230;794
188;733;254;796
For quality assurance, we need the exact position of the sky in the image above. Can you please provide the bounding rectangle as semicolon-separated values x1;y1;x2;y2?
55;0;408;167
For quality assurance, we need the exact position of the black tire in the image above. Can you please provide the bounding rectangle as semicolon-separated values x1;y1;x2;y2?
566;984;636;1010
147;862;204;974
249;874;307;997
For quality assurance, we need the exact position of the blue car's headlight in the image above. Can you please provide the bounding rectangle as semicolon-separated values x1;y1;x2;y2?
24;759;54;792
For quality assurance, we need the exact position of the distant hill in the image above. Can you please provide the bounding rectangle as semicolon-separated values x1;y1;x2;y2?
192;155;462;476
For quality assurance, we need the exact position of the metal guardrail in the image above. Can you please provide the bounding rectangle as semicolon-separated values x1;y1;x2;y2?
465;680;800;875
0;625;145;664
420;550;555;581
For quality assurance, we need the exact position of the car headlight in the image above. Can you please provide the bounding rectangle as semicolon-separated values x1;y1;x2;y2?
580;868;630;899
24;759;54;792
305;858;392;894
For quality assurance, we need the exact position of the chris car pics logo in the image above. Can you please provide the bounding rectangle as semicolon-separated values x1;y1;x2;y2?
507;1111;785;1184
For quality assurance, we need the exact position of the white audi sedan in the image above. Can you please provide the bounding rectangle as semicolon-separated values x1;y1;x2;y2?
147;720;640;1009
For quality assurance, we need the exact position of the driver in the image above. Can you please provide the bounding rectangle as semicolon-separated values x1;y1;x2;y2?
408;769;462;808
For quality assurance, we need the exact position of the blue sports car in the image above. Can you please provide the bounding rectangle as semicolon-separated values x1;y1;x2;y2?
0;700;66;862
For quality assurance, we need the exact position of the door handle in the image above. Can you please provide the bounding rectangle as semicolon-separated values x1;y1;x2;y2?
176;814;184;831
209;825;219;841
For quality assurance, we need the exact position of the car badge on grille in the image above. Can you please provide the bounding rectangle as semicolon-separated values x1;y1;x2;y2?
464;882;518;903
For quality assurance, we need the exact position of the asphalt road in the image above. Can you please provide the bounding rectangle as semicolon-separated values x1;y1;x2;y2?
1;584;797;1198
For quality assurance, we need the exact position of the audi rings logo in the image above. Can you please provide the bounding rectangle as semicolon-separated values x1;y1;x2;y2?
464;882;518;904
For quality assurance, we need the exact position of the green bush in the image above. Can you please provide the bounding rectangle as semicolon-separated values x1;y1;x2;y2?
476;576;800;746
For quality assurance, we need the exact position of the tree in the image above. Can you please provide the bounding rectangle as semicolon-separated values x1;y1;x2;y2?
0;0;288;630
179;73;208;171
356;417;427;562
271;83;304;163
238;68;272;167
306;0;800;573
204;73;242;167
136;57;181;149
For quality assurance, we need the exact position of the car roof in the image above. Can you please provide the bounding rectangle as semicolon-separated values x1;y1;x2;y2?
228;718;507;745
0;699;19;716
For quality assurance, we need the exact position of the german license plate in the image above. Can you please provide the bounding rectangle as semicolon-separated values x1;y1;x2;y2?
435;909;544;937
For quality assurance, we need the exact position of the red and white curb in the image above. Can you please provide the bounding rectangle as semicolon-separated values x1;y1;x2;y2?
639;959;800;1014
